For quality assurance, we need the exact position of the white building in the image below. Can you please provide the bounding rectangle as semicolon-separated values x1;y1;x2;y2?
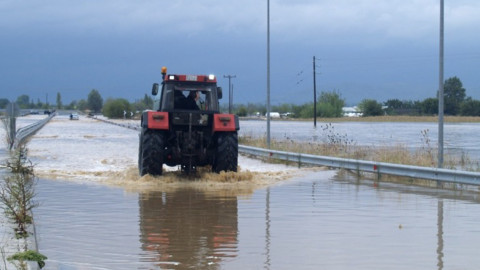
265;112;281;118
342;106;362;117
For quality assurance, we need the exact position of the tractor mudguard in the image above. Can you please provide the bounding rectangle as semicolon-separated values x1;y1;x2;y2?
142;111;169;130
212;114;239;132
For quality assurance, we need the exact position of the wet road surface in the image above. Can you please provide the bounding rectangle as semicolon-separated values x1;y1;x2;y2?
6;115;480;269
34;171;480;269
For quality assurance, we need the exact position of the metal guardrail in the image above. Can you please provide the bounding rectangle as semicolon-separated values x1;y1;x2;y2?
90;116;141;131
13;113;56;149
239;145;480;186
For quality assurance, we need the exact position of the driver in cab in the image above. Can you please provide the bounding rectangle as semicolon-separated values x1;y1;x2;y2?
175;90;200;110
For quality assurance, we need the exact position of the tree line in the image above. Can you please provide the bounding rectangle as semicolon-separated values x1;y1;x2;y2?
2;76;478;118
1;89;153;118
230;76;480;118
361;76;479;117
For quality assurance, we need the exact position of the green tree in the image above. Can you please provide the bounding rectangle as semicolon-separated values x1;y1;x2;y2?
56;92;62;109
296;103;314;118
16;95;30;109
237;105;248;117
384;99;421;115
132;94;154;112
248;103;266;116
77;99;88;111
272;103;293;114
384;99;403;115
443;76;466;115
0;98;9;109
87;89;103;113
142;94;153;109
102;98;131;118
384;99;403;109
35;98;44;110
358;99;383;116
460;98;480;116
420;98;438;115
317;90;345;118
64;100;77;110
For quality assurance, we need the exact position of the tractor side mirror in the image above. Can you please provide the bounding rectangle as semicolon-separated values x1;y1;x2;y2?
217;87;223;99
152;83;159;95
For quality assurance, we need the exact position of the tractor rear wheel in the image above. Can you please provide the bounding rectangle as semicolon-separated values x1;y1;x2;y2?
139;128;165;176
213;132;238;173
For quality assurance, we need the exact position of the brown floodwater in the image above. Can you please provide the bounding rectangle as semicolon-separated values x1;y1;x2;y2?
34;170;480;270
7;115;480;269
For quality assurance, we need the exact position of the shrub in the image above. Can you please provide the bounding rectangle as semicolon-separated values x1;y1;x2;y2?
102;98;132;118
358;99;384;116
8;250;47;269
0;146;38;237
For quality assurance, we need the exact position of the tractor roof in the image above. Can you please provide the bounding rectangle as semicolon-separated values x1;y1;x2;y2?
165;74;217;84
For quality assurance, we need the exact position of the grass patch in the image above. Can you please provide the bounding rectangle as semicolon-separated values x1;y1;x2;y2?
8;250;47;269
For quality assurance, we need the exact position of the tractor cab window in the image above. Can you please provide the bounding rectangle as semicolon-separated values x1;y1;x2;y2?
160;83;218;111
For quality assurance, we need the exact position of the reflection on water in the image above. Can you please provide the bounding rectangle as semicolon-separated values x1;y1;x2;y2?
35;180;240;269
139;189;238;269
34;172;480;270
437;200;444;270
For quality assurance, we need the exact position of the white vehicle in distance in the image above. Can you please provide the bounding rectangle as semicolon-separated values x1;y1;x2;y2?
69;113;79;120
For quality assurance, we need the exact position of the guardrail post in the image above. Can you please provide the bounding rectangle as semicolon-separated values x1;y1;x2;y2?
376;165;381;181
437;179;444;189
4;102;19;150
9;113;16;150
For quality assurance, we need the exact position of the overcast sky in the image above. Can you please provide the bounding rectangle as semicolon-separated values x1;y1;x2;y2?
1;0;480;106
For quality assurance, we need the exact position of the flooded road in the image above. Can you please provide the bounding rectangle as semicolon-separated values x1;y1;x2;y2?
4;115;480;269
34;172;480;269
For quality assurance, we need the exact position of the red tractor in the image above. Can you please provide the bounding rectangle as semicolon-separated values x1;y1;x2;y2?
139;67;239;175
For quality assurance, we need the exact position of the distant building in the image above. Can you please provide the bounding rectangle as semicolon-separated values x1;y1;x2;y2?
342;106;362;117
265;112;281;118
280;112;294;118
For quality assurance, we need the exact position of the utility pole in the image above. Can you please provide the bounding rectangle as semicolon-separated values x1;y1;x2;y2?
224;75;236;114
313;56;317;127
266;0;271;148
438;0;444;168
